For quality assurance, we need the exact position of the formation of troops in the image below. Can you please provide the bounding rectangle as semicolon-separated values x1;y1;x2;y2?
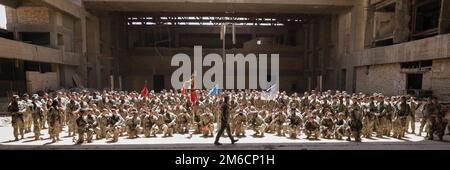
7;89;449;144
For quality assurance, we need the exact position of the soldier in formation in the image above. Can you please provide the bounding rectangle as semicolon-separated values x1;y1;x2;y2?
7;89;448;144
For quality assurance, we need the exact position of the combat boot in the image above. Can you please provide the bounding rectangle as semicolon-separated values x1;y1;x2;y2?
427;135;433;140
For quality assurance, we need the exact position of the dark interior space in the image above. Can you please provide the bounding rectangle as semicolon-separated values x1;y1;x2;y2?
0;59;26;97
179;33;252;49
0;29;14;40
153;75;165;92
400;60;432;68
24;61;54;73
20;32;51;46
407;74;423;90
413;0;441;39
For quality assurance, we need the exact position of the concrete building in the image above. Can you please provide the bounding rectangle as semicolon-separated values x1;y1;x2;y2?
0;0;449;101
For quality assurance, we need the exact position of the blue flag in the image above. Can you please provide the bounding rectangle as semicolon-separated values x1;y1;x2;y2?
208;84;220;96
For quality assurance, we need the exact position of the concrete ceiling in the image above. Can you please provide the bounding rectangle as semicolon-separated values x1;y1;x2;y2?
83;0;355;14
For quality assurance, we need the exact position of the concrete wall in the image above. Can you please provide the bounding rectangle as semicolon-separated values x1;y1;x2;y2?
0;0;115;92
358;33;450;66
25;71;59;93
374;11;394;40
122;46;304;92
355;63;405;96
356;58;450;101
16;7;49;24
423;59;450;101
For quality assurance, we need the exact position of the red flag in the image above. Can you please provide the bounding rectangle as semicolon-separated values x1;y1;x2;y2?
140;81;149;97
190;76;197;104
181;83;186;96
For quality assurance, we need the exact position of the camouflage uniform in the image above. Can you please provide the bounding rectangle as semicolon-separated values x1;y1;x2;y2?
264;112;275;133
347;102;363;142
30;99;44;140
199;111;215;137
304;116;320;139
426;99;447;141
20;97;32;133
175;112;191;134
8;97;24;141
66;100;80;137
362;100;375;138
76;110;95;144
125;111;141;139
48;104;62;143
233;111;247;137
96;111;110;139
407;100;418;134
393;100;410;139
143;113;158;137
287;113;302;138
162;112;177;137
273;112;287;136
334;115;347;140
374;100;390;137
154;113;166;134
40;97;49;129
108;112;124;142
320;114;335;139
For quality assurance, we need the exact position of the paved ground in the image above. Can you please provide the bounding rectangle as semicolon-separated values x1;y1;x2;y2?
0;121;449;150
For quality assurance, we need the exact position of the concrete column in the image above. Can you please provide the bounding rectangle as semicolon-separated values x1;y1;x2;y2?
74;16;88;87
5;7;19;40
364;4;375;48
347;0;368;92
439;0;450;34
393;0;411;44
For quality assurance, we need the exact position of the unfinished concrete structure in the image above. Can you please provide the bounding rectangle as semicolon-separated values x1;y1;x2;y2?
0;0;449;100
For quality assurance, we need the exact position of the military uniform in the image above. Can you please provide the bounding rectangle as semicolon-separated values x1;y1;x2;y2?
233;111;247;137
175;111;191;134
393;100;409;139
320;114;335;139
30;99;44;140
66;100;80;137
304;116;320;139
75;111;88;144
374;100;391;137
264;112;275;133
154;113;166;134
162;112;177;137
362;100;375;138
419;101;432;137
407;100;418;134
426;99;446;141
20;97;32;133
96;111;110;139
48;104;62;143
199;111;215;137
125;111;141;139
273;111;287;136
143;113;158;137
334;115;347;140
287;113;302;138
347;102;363;142
40;97;49;129
108;112;124;142
8;96;24;141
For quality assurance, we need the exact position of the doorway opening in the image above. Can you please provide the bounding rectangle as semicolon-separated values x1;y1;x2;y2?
407;73;423;90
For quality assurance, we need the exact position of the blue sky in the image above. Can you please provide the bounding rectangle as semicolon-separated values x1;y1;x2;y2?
0;5;6;29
